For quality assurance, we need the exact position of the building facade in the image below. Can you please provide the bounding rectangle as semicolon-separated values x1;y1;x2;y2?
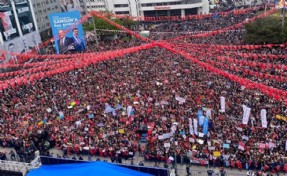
85;0;209;18
31;0;61;33
0;0;41;63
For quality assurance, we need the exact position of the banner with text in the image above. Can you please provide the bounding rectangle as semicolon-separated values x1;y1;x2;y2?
48;11;86;54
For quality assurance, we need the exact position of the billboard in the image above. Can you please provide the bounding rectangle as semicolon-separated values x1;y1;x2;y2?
14;0;36;35
0;2;20;42
3;31;42;63
48;11;86;54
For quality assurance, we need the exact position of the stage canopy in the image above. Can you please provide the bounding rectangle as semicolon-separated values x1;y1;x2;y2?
27;161;152;176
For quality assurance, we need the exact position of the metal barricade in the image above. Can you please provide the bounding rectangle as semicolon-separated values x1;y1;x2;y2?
0;150;41;176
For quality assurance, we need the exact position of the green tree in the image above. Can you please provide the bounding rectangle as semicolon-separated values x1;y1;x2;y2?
244;15;287;44
83;15;136;32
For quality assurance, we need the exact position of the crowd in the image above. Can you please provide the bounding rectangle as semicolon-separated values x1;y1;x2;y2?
168;33;287;91
137;7;260;41
0;4;286;176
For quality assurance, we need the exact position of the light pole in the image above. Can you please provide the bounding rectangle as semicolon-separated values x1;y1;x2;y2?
282;5;286;33
88;0;99;46
172;124;179;176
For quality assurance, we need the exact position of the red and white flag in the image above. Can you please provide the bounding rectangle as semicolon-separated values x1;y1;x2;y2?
238;141;245;151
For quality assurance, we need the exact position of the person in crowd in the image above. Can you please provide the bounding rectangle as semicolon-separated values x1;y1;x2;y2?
186;164;190;175
207;168;214;176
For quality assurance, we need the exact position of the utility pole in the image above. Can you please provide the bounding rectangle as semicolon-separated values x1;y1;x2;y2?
282;3;286;33
88;0;99;46
172;126;178;176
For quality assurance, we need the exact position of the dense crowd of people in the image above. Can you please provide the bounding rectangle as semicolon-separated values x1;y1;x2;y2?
136;6;261;41
0;4;286;176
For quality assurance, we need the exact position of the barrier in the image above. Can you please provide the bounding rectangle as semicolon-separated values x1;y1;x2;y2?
182;169;248;176
0;151;41;176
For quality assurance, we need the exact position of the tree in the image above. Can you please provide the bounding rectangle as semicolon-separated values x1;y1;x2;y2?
83;15;137;32
244;15;287;44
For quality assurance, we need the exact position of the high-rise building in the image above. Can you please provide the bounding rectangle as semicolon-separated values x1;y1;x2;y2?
31;0;61;34
85;0;209;18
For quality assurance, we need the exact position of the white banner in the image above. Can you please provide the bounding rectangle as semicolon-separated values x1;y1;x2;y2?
242;135;249;141
164;142;171;148
220;96;225;112
189;118;194;135
260;109;267;128
285;141;287;151
158;132;173;140
242;105;251;125
175;96;186;104
193;118;198;135
206;109;212;118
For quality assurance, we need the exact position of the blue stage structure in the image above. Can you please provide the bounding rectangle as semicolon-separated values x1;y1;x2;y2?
39;156;169;176
27;161;152;176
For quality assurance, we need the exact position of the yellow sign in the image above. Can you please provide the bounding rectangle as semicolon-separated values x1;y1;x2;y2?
276;115;287;121
119;129;125;134
71;101;76;106
213;151;221;157
192;145;197;150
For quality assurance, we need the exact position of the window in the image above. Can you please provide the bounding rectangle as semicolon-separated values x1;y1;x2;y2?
114;4;129;8
91;5;105;8
115;11;129;14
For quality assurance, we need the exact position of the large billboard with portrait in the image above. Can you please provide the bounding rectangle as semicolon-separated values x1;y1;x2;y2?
14;0;36;35
0;1;20;42
48;11;86;54
3;31;42;63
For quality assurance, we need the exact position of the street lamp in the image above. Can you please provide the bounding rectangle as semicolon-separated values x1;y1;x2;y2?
171;122;179;176
88;0;99;46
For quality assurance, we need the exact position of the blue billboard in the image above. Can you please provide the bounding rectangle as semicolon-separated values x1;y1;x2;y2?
48;11;86;54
